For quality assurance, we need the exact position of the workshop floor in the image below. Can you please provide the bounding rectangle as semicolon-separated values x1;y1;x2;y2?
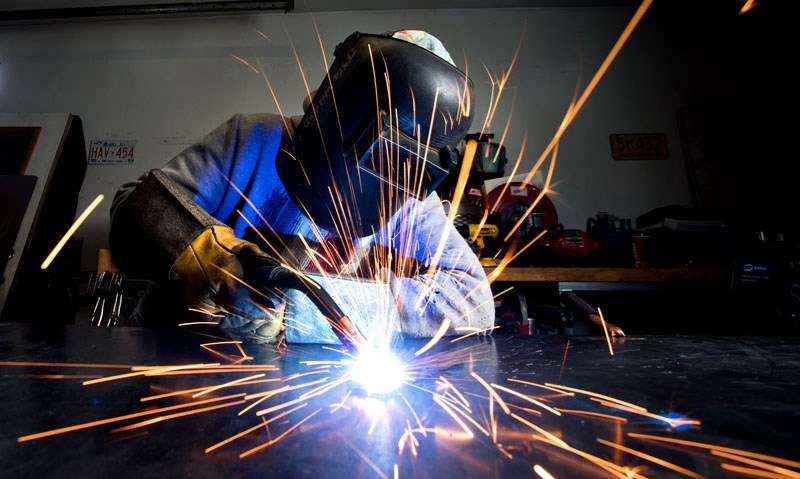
1;323;798;478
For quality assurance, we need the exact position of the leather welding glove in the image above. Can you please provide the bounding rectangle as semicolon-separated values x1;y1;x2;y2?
170;225;284;343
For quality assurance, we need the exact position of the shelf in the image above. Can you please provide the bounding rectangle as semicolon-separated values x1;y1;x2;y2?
485;267;728;283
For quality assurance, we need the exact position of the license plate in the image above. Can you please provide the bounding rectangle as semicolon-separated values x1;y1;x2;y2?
88;139;137;165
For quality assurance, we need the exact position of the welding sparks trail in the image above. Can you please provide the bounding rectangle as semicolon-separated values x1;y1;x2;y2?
10;334;798;478
41;193;105;270
598;307;615;356
14;2;793;477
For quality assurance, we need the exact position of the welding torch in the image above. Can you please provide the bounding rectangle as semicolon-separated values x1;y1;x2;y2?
245;261;365;349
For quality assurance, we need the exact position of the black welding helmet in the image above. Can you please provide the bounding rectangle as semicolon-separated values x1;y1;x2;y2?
277;30;474;237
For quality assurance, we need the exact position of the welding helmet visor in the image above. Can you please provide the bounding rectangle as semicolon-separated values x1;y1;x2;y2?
277;31;474;237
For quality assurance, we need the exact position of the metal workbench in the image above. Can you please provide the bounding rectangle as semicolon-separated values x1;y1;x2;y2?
1;322;798;478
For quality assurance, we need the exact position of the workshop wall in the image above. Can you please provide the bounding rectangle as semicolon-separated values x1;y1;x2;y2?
0;4;775;271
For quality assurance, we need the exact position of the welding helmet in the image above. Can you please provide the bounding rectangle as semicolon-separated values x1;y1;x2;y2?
277;30;474;237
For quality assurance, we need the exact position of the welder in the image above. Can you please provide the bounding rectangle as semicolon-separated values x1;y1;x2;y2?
108;30;495;345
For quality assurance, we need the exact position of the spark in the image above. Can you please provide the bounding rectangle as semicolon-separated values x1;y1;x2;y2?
628;433;800;469
206;403;306;453
469;0;654;249
589;399;701;428
437;394;492;438
41;193;104;270
478;28;524;134
520;0;653;189
508;412;568;448
536;434;649;479
398;392;427;437
19;374;102;380
544;383;647;413
141;384;252;402
533;464;556;479
508;378;575;397
432;394;477;439
205;417;270;453
712;450;800;479
413;319;451;357
240;408;322;458
597;437;707;479
340;432;392;479
485;228;549;283
490;382;562;416
110;399;247;433
17;393;246;442
230;54;259;74
0;361;136;369
598;307;615;356
82;363;217;385
496;143;559;244
555;409;627;422
559;339;570;380
720;463;793;479
739;0;759;14
437;375;470;409
199;340;252;363
131;366;276;375
238;384;293;416
255;384;329;416
192;373;266;398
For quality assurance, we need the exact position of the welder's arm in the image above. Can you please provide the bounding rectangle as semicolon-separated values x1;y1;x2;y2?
110;170;284;340
380;192;495;337
109;114;272;281
109;115;287;341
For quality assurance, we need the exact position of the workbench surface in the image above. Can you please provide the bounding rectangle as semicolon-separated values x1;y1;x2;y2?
1;323;798;479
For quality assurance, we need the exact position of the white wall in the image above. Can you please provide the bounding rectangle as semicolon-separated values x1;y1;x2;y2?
0;5;765;271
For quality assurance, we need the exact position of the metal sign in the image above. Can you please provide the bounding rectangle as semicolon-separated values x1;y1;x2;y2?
609;133;668;160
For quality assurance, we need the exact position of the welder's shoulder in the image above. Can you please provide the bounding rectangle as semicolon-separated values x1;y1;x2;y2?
227;113;290;132
217;113;294;146
110;174;152;219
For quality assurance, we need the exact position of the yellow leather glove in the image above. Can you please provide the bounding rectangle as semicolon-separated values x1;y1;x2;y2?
170;225;283;343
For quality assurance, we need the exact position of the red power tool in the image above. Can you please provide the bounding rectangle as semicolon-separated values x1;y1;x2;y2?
480;182;598;266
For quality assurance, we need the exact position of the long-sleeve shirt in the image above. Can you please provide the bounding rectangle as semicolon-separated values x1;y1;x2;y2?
110;113;494;339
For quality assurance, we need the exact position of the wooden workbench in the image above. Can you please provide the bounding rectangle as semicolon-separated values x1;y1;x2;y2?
485;266;728;283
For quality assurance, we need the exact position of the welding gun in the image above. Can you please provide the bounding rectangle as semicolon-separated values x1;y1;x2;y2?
244;258;364;348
